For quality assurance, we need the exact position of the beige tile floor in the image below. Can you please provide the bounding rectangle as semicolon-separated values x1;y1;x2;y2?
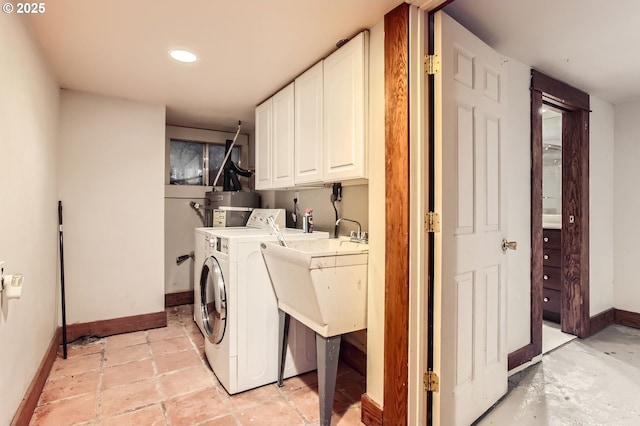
30;305;365;426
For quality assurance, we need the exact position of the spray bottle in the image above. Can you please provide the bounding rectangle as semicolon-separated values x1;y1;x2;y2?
303;208;314;233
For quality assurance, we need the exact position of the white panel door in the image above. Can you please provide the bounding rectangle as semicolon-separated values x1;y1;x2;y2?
433;11;509;426
254;98;272;190
272;83;295;188
295;61;324;184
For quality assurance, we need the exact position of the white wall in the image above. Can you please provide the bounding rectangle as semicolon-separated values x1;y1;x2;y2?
365;19;385;405
613;101;640;313
502;67;617;351
504;58;532;352
165;192;205;294
58;91;165;323
503;64;616;352
589;96;615;315
0;15;60;425
164;126;250;295
269;185;369;234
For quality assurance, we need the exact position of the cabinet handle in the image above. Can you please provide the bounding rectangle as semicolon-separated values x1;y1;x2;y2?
544;275;549;280
544;237;549;242
544;254;549;260
544;297;550;302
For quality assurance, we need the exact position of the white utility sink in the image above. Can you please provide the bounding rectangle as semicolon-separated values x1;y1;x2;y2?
260;238;368;338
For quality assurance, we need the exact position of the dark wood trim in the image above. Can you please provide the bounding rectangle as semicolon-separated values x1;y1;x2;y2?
165;290;194;307
531;69;590;111
614;309;640;329
560;106;590;338
361;394;384;426
339;339;367;378
508;342;536;371
530;70;591;358
383;3;410;425
66;311;167;342
590;309;615;335
530;88;544;356
11;328;62;426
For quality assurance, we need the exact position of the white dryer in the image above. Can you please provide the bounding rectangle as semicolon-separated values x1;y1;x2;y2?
197;209;329;394
193;209;286;335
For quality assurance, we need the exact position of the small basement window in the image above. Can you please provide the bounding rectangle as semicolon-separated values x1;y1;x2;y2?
169;139;239;186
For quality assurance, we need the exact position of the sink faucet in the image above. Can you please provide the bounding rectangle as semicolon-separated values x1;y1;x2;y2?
335;218;368;243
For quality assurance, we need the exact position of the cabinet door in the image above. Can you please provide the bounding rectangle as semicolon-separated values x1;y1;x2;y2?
323;31;368;181
254;98;272;190
271;83;296;188
295;61;324;184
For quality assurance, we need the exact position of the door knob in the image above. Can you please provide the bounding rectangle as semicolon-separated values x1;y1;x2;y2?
501;239;517;253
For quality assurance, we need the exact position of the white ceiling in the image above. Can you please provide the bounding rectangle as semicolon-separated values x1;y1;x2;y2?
444;0;640;106
27;1;640;134
26;0;405;133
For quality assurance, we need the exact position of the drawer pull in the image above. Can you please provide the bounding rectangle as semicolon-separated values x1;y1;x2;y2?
544;275;549;280
544;297;550;302
544;254;549;260
544;237;549;242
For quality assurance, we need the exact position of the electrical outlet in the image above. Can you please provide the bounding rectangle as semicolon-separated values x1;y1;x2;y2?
332;183;342;201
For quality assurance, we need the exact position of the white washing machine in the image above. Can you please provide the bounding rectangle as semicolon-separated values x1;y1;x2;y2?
193;209;286;335
197;209;329;394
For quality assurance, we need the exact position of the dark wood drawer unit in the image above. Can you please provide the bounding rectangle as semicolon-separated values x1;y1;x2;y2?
542;228;561;248
543;248;561;268
543;288;561;323
543;267;561;291
542;228;562;323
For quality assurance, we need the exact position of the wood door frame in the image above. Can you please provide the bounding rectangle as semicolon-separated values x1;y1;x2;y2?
382;3;411;424
509;69;590;369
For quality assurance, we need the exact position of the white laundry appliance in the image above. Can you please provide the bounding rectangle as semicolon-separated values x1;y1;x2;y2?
193;209;286;335
196;209;329;394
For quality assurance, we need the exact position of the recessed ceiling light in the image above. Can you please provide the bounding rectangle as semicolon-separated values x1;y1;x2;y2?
170;49;197;63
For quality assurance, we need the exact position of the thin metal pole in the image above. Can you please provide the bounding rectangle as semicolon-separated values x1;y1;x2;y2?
58;201;68;359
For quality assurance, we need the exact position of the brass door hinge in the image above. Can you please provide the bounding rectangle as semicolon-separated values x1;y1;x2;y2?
424;370;440;392
425;212;440;233
425;54;440;75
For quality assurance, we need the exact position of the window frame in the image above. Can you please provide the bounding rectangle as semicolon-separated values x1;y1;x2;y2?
165;125;250;187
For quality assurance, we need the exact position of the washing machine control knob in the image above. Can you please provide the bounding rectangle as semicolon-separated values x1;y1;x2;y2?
208;237;216;248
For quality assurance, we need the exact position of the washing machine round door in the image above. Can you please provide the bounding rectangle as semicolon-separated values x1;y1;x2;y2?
200;256;226;344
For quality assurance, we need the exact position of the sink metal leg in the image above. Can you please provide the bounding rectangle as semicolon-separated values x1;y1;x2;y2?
316;334;341;426
277;309;290;387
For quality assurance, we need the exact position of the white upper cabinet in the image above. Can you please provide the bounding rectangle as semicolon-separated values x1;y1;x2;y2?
323;31;369;182
255;83;295;190
255;31;369;189
254;98;272;190
294;61;324;184
271;83;295;188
